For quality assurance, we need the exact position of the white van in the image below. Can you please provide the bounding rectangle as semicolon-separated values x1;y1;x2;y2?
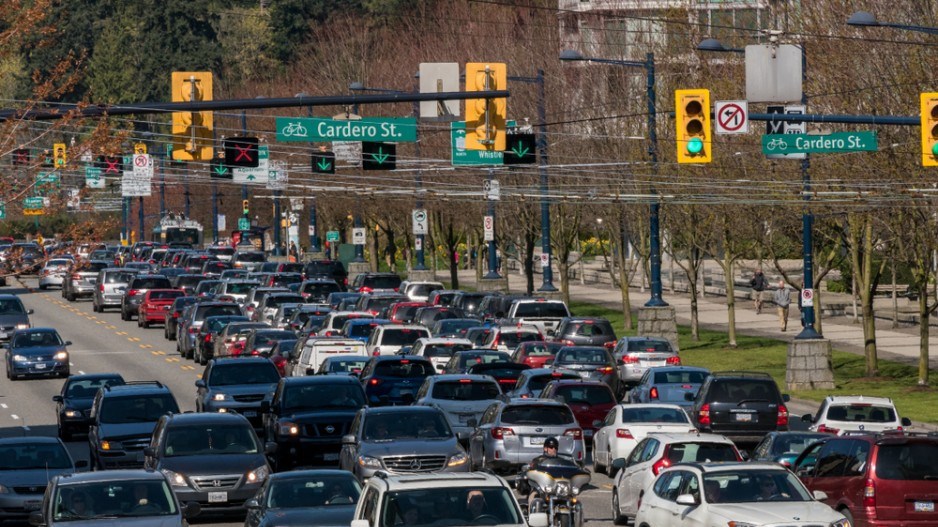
292;337;367;376
365;325;431;356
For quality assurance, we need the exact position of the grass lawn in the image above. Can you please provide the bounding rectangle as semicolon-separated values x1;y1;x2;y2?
569;301;938;423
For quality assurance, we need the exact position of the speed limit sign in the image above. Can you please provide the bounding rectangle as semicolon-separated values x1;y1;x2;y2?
801;288;814;307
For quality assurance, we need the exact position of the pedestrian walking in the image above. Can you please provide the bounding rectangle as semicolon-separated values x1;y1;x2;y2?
288;242;299;262
750;268;769;314
773;280;791;331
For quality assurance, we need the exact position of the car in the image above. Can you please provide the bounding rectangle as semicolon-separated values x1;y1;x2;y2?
143;412;272;514
802;395;912;435
214;279;261;303
627;365;711;409
464;326;494;347
338;406;470;480
193;278;223;297
687;371;790;445
38;258;73;289
510;341;564;368
297;278;343;303
93;268;140;312
350;272;402;293
612;336;681;386
551;345;620;395
316;354;370;376
793;432;938;527
552;317;617;348
450;291;489;318
4;327;71;379
219;269;249;280
315;310;374;337
30;469;200;527
268;339;298;376
415;374;503;436
254;292;305;324
177;301;246;360
285;304;332;332
194;314;251;364
365;325;431;356
62;260;110;301
399;280;444;302
610;432;743;525
292;337;367;376
0;294;33;340
200;260;231;277
195;357;281;429
441;349;511;374
242;287;291;321
749;431;831;467
262;375;366;470
468;399;585;474
359;355;436;406
164;296;199;341
232;250;266;272
242;329;297;357
632;462;849;527
212;321;271;361
137;289;185;328
429;318;480;338
88;381;181;470
326;292;361;311
0;437;85;522
539;379;617;441
412;306;466;328
350;472;541;527
482;325;543;352
121;274;173;320
591;403;697;476
171;273;205;296
355;293;408;317
271;303;304;329
466;362;531;392
409;337;474;371
244;469;361;527
341;318;390;343
303;260;348;290
53;373;125;440
503;368;582;400
426;289;462;306
505;299;571;337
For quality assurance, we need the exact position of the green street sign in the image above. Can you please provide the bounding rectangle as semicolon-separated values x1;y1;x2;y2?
37;172;60;185
0;203;6;220
762;132;878;155
451;122;506;166
238;217;251;230
276;117;417;142
24;197;43;209
326;231;340;242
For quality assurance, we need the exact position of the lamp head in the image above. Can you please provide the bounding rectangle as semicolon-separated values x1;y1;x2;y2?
559;49;586;61
847;11;878;26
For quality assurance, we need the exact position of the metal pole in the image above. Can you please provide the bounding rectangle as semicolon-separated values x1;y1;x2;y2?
309;199;321;252
644;53;667;307
274;191;282;256
184;184;190;217
796;44;821;339
240;110;248;212
138;196;144;242
352;101;365;263
159;154;165;216
121;197;128;244
212;181;219;244
484;167;500;279
536;69;556;291
413;80;427;271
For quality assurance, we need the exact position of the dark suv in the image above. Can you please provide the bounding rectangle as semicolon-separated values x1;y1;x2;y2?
121;274;173;321
88;381;180;470
794;433;938;527
303;260;348;290
553;317;617;348
195;358;281;429
350;272;402;293
262;376;366;470
687;371;789;445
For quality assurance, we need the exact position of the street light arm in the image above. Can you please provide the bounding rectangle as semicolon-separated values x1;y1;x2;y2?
847;10;938;34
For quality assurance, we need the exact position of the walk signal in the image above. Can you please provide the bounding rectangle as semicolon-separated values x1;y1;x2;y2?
675;89;712;164
312;151;336;174
921;92;938;167
362;142;396;171
465;62;507;151
171;71;213;161
224;137;259;168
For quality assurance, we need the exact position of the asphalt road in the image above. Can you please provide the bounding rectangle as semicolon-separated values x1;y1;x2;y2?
0;277;818;527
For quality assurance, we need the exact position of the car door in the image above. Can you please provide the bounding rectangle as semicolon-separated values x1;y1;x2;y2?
623;438;660;515
644;470;704;527
340;412;362;472
801;439;867;510
594;406;617;466
471;404;499;466
615;437;650;512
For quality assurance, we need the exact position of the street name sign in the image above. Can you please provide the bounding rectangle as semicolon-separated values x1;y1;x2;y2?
276;117;417;142
761;132;878;155
451;122;504;165
326;231;340;242
85;167;105;189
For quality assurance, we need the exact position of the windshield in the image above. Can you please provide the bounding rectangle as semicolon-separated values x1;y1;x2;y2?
267;475;361;509
653;370;708;384
0;442;72;469
163;424;259;456
374;360;434;378
432;381;500;401
66;377;124;398
703;470;811;503
626;339;672;352
555;385;614;405
12;331;63;348
380;487;521;527
424;343;473;358
208;363;280;386
283;383;365;411
227;282;258;294
99;395;179;424
53;480;178;520
0;299;26;315
556;348;609;364
501;405;574;426
364;412;452;441
148;290;183;300
380;329;428;346
620;406;689;423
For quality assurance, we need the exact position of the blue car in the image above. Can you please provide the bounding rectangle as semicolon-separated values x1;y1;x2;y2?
626;365;711;409
358;355;435;406
5;328;71;380
341;318;390;343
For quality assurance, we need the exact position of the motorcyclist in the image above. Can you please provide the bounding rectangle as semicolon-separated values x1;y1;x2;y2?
528;437;560;470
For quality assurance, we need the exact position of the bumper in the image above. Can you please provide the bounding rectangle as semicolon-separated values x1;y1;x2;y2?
0;494;43;519
59;411;93;432
39;275;64;286
275;439;342;466
357;460;470;480
10;360;68;376
141;310;169;322
98;294;123;306
96;448;146;469
203;403;265;428
173;485;261;513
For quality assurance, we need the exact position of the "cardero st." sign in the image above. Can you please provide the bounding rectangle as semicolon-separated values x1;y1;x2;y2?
275;117;417;142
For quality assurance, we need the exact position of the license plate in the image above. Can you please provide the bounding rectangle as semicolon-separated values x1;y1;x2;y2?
35;363;46;370
24;501;41;511
242;411;257;418
529;436;545;446
915;501;935;512
579;372;591;379
323;453;339;461
734;413;753;422
208;492;228;503
459;414;472;423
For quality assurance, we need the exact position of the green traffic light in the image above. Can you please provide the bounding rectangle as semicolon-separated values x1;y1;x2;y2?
687;137;704;155
932;142;938;157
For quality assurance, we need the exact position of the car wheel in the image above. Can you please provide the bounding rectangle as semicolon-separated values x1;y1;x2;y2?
611;486;628;526
58;426;71;442
198;351;207;365
66;292;75;302
840;508;854;527
142;318;149;329
121;308;129;321
60;369;70;378
92;302;100;312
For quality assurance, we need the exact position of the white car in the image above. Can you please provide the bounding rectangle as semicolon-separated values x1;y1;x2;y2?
634;462;849;527
592;404;696;476
38;258;73;289
802;395;912;435
611;432;741;525
410;337;474;371
365;324;431;356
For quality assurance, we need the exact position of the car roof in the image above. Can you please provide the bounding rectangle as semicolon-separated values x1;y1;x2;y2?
269;469;354;481
824;395;895;405
416;338;473;345
668;461;784;474
429;374;501;383
362;405;443;415
163;412;250;426
55;469;167;485
66;372;123;381
372;355;432;363
643;432;735;444
211;357;274;365
0;436;63;446
101;381;170;395
282;375;362;386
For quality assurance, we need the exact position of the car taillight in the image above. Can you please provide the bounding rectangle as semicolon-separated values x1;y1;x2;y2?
649;387;659;400
560;339;575;346
651;457;671;476
603;341;615;349
863;478;876;512
99;284;104;292
817;424;840;434
698;403;711;426
343;277;348;286
369;378;381;386
777;404;789;427
188;327;199;334
360;287;372;293
616;429;634;439
622;355;639;364
204;334;212;343
491;427;515;440
71;273;82;280
172;311;180;319
127;289;138;297
666;356;681;365
563;428;582;440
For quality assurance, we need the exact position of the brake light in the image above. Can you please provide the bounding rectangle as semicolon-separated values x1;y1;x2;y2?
343;277;348;286
698;403;711;426
71;273;82;280
127;289;138;297
622;355;639;364
204;334;212;343
817;424;840;434
616;429;634;439
649;387;659;400
188;327;199;334
563;428;583;440
598;366;615;373
651;457;671;476
560;340;575;346
173;311;180;318
666;356;681;365
604;341;615;349
99;284;104;292
863;478;876;512
777;404;789;427
360;287;373;293
491;427;515;440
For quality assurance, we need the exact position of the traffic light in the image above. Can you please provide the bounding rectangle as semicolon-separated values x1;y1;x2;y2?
921;92;938;167
53;143;66;168
210;155;231;179
242;200;250;215
224;137;259;168
312;151;336;174
171;71;213;161
465;62;507;151
504;133;537;165
96;155;124;175
362;142;396;171
11;148;30;166
675;89;712;163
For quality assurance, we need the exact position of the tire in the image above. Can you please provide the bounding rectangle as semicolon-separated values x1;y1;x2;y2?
142;318;149;329
38;284;46;290
557;512;572;527
840;508;855;527
92;303;100;313
137;316;143;328
58;426;71;442
121;309;129;321
612;486;628;526
66;292;75;302
60;369;70;378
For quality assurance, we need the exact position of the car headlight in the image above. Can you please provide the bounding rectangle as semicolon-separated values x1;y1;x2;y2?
64;409;81;418
358;456;383;469
246;464;269;483
99;440;122;451
0;484;10;494
54;351;68;361
830;519;852;527
161;469;188;487
15;324;28;330
12;355;27;362
213;393;227;401
279;422;300;436
447;453;468;467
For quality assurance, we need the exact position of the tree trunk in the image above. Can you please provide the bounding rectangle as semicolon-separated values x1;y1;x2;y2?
446;223;458;290
687;253;699;341
918;285;929;386
558;259;570;304
853;214;878;377
616;219;633;331
724;253;737;348
524;233;535;295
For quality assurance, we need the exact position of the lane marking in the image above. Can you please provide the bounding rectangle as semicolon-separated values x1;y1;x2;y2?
1;404;7;409
116;332;127;336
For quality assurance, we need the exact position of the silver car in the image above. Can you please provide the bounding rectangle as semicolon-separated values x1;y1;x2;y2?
415;374;502;436
0;437;84;522
468;399;585;473
612;336;681;386
38;258;72;290
92;268;138;313
339;406;470;480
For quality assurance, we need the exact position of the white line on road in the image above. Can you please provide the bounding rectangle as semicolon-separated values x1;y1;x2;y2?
0;404;7;409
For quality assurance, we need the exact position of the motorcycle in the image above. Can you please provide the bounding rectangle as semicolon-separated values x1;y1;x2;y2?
521;456;590;527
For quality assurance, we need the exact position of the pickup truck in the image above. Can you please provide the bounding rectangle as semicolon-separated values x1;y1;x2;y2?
506;299;571;337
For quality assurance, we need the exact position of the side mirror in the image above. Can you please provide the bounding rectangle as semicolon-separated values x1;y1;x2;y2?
528;513;549;527
265;442;278;455
195;379;206;388
52;395;63;403
738;450;750;461
244;498;260;509
306;368;317;376
902;417;913;427
611;458;627;470
183;502;201;519
342;434;357;445
65;341;72;346
812;490;828;501
592;419;603;428
143;447;156;458
801;413;814;423
675;494;697;506
27;309;34;315
467;418;478;428
28;511;44;526
782;394;791;402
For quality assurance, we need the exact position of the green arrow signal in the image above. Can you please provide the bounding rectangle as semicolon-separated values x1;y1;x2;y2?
214;165;229;176
511;143;530;158
317;159;332;171
370;147;389;164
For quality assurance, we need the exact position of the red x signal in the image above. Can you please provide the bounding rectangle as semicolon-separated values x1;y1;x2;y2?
234;145;253;162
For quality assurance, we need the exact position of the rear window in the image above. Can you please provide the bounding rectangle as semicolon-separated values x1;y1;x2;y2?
106;271;135;284
302;282;340;294
556;348;609;364
620;407;688;423
626;339;672;352
513;302;569;318
380;328;427;346
826;404;896;423
373;360;435;378
175;276;203;287
236;252;265;262
209;362;280;385
305;261;344;275
265;294;304;307
254;331;296;346
149;290;183;300
654;371;709;384
875;443;938;480
432;380;501;401
555;385;614;405
197;305;244;319
226;283;257;294
497;332;541;348
501;405;575;426
209;247;235;256
460;352;509;367
132;278;172;289
569;322;613;337
364;276;402;289
423;343;473;358
410;284;442;296
99;394;179;424
347;323;381;338
328;358;368;374
710;380;779;402
666;442;738;463
522;343;558;357
528;374;579;394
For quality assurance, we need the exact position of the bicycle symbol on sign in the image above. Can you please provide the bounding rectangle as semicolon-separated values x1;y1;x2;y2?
766;138;788;151
281;122;308;138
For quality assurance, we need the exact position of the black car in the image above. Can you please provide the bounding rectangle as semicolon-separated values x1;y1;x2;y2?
243;329;297;357
171;273;205;296
196;315;251;364
451;292;488;318
749;431;831;467
164;296;199;341
553;317;617;347
53;373;125;440
413;306;466;328
687;371;791;445
244;470;360;527
303;260;348;291
262;376;366;470
298;279;342;303
359;355;435;407
350;272;401;293
144;412;272;514
88;381;180;470
466;362;531;392
196;358;281;429
121;274;173;320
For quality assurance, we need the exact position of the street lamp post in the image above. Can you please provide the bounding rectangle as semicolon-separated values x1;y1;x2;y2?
296;92;321;254
559;49;665;307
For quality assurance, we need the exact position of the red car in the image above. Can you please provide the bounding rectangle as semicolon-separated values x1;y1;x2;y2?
137;289;184;328
539;379;617;440
387;301;429;324
511;341;564;368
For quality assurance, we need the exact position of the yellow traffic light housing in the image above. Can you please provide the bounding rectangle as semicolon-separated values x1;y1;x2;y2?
242;200;250;215
921;92;938;167
465;63;507;151
675;89;711;164
171;72;214;161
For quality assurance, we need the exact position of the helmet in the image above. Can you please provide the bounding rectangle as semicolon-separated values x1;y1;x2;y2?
544;437;559;449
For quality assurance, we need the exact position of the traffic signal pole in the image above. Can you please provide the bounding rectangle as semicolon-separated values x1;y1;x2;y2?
485;167;500;279
795;45;821;340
